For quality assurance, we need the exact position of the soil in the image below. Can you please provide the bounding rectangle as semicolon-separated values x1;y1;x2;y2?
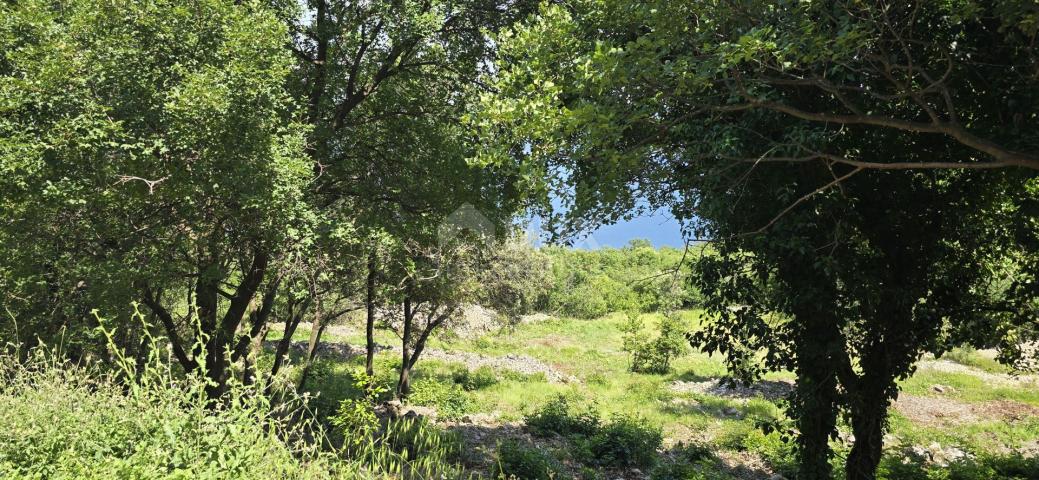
893;394;1039;427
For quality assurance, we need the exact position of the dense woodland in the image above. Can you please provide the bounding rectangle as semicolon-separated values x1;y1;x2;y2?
1;1;1039;479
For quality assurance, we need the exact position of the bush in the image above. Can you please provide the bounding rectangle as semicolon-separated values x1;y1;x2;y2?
650;442;723;480
576;413;663;469
492;439;568;480
741;430;797;478
452;365;499;391
623;311;688;374
525;395;600;437
407;378;474;420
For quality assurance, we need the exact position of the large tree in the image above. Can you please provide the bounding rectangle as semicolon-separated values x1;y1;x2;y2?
0;0;311;399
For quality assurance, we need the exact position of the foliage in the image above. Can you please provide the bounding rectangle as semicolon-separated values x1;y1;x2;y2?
330;368;389;451
541;241;696;319
622;310;688;374
0;0;313;397
878;452;1039;480
575;413;663;469
492;439;568;480
452;365;499;391
476;2;1039;478
407;378;474;421
525;395;601;438
526;395;662;469
478;236;553;325
651;442;720;480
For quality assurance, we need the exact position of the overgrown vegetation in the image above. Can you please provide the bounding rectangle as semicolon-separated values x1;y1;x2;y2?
526;395;663;470
2;0;1039;478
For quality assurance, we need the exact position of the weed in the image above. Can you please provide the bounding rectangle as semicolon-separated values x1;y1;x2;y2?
453;365;499;391
492;439;568;480
408;378;475;420
526;395;600;437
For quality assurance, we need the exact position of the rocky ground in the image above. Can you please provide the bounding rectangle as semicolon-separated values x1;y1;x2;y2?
265;337;578;383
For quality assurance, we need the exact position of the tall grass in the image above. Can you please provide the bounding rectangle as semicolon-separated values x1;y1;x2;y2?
0;313;470;479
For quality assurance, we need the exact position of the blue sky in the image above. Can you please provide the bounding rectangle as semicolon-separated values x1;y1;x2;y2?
583;211;685;249
527;208;685;249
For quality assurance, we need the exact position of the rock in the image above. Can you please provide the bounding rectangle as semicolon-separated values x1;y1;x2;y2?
375;400;404;418
905;442;971;467
404;405;438;421
932;384;955;394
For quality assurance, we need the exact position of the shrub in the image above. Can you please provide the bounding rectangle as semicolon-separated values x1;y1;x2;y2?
576;413;663;469
741;430;798;478
452;365;499;391
623;311;688;374
877;450;1039;480
542;242;699;318
407;378;474;420
492;439;568;480
650;442;723;480
330;368;388;451
525;395;600;437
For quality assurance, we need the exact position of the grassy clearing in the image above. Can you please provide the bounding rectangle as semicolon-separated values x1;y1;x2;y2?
268;310;1039;479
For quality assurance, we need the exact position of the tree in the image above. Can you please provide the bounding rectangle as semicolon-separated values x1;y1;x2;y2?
383;239;482;398
0;0;311;400
277;0;534;383
476;1;1037;478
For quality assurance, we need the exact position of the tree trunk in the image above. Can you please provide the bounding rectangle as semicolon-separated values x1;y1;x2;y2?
845;362;893;480
396;297;414;399
845;399;888;480
269;297;309;377
194;269;228;401
200;251;268;402
297;293;326;391
242;323;269;386
365;252;377;376
790;310;843;480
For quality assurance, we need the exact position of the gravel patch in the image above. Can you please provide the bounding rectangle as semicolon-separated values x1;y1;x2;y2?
670;378;793;401
263;339;577;383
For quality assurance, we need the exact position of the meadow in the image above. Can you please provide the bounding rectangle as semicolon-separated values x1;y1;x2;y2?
267;309;1039;479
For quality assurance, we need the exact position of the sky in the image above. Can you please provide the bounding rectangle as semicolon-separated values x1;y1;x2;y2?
527;208;686;250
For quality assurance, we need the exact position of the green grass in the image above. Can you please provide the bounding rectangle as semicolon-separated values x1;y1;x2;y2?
940;347;1012;375
899;370;1039;405
282;309;1039;478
